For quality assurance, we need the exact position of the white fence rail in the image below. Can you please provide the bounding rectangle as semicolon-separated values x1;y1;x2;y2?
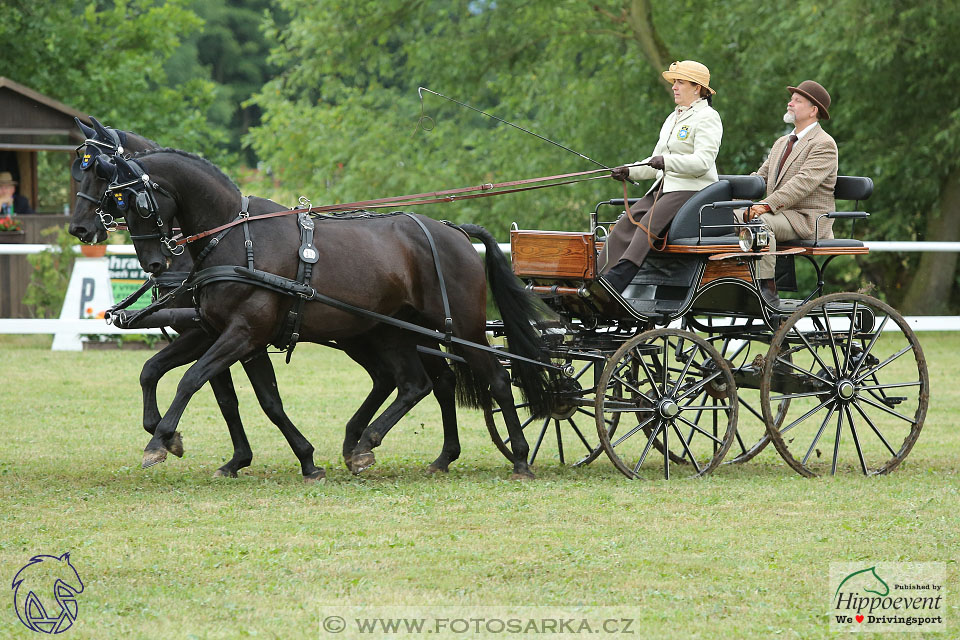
2;243;959;345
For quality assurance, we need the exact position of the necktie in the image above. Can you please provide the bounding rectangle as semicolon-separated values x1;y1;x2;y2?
776;134;799;179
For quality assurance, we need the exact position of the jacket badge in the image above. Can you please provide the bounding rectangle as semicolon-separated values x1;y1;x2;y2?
677;126;690;140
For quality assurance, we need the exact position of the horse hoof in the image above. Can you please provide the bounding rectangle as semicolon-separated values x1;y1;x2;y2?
213;468;237;478
167;431;184;458
509;470;535;481
142;448;167;469
349;451;376;475
426;464;449;474
303;469;326;484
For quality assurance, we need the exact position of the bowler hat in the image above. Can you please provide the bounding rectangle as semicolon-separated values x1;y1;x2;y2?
663;60;716;95
788;80;831;120
0;171;17;186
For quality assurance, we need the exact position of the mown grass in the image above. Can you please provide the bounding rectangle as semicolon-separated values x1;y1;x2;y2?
0;334;958;639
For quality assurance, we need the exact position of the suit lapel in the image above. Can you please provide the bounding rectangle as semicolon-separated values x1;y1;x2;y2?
775;124;822;187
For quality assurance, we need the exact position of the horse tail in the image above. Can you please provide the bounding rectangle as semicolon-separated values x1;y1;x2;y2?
458;224;555;419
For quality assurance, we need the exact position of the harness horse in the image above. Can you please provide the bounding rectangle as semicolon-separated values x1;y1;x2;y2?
76;146;556;479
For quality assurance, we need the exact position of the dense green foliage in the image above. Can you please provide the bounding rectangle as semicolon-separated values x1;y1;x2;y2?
0;0;228;161
247;0;960;310
22;225;76;318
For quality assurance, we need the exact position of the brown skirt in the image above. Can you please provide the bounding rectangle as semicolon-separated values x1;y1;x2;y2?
598;187;697;271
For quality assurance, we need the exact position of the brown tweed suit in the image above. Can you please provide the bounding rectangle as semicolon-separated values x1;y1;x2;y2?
754;123;838;239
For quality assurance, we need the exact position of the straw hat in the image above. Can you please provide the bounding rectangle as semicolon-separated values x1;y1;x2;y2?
662;60;715;95
787;80;831;120
0;171;17;186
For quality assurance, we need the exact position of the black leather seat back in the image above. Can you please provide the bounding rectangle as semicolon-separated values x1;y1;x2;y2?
719;174;766;200
834;175;873;201
668;180;734;239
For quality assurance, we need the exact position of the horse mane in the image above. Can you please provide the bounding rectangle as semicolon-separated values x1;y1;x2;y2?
132;148;240;196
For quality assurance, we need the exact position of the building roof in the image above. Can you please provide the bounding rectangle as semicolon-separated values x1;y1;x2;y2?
0;76;91;150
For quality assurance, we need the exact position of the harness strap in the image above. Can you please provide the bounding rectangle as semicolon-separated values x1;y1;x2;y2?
403;213;454;344
281;212;318;361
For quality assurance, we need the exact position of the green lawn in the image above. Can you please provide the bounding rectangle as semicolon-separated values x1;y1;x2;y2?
0;334;957;638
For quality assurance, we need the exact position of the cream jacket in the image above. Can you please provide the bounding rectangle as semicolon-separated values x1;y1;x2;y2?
626;98;723;194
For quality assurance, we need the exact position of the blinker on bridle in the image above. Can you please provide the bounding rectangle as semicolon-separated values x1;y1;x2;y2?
73;137;126;231
105;158;184;256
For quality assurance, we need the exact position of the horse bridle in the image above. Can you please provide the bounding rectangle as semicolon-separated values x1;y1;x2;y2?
73;136;125;232
104;157;183;256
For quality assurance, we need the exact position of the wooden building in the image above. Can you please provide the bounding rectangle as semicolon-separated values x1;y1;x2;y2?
0;77;92;318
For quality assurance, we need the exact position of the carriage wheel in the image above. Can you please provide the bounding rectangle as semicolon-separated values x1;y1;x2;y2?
484;357;607;467
760;293;928;477
711;335;791;464
595;328;738;479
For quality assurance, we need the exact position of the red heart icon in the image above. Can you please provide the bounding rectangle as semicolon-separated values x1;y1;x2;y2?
856;615;864;623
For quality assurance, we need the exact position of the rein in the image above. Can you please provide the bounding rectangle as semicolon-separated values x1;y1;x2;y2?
176;168;609;246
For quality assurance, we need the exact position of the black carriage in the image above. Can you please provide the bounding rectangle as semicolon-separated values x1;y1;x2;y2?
486;175;928;478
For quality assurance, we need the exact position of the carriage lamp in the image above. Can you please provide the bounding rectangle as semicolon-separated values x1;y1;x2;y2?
738;222;771;252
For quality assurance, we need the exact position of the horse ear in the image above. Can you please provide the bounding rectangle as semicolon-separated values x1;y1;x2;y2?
90;116;112;142
76;117;96;140
95;154;117;181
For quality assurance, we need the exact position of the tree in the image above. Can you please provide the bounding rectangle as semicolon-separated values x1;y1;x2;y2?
0;0;229;161
249;0;960;311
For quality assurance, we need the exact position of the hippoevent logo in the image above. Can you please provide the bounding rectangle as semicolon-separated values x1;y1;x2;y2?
11;553;84;634
830;562;945;633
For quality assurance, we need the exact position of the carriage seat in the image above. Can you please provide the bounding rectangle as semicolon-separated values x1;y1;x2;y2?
664;174;766;242
779;175;873;253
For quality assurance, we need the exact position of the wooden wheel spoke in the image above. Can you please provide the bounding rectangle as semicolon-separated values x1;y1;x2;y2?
856;394;916;425
850;400;898;457
779;397;834;436
675;414;727;446
610;415;657;449
845;405;869;475
854;345;912;383
802;402;837;465
850;314;890;377
671;422;703;473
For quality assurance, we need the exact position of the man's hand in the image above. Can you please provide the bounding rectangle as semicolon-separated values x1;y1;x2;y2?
647;155;665;171
610;165;631;181
745;204;771;221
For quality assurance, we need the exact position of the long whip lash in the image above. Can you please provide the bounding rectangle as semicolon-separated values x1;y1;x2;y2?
417;87;611;169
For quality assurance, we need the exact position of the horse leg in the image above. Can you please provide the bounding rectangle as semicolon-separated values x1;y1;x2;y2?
240;351;324;482
340;340;399;469
348;340;434;474
423;354;460;474
458;344;534;479
142;329;256;469
139;328;214;434
207;369;253;479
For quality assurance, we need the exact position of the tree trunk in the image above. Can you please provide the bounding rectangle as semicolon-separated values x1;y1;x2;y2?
625;0;673;96
900;166;960;314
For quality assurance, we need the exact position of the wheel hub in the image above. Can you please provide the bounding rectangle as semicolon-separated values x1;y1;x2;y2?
550;376;582;420
837;379;856;400
657;398;680;420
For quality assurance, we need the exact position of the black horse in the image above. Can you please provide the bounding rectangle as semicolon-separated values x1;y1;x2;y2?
70;122;468;478
94;148;554;478
69;118;326;480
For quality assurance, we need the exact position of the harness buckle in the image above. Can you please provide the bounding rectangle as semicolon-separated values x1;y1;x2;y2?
239;210;249;219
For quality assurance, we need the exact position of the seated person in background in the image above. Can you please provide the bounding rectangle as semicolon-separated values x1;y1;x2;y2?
744;80;838;306
0;172;34;214
600;59;723;293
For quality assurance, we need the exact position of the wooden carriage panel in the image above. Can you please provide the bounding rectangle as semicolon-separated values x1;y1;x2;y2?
510;230;597;279
699;260;753;287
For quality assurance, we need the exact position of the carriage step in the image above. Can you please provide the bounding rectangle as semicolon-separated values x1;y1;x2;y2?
882;396;907;407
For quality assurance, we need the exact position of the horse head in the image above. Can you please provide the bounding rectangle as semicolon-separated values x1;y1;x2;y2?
107;154;183;275
69;117;159;243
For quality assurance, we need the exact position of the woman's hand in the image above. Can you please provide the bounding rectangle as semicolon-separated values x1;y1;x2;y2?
745;204;771;221
647;156;665;171
610;166;631;181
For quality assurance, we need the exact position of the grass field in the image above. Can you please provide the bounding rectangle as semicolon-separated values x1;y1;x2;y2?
0;333;957;639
